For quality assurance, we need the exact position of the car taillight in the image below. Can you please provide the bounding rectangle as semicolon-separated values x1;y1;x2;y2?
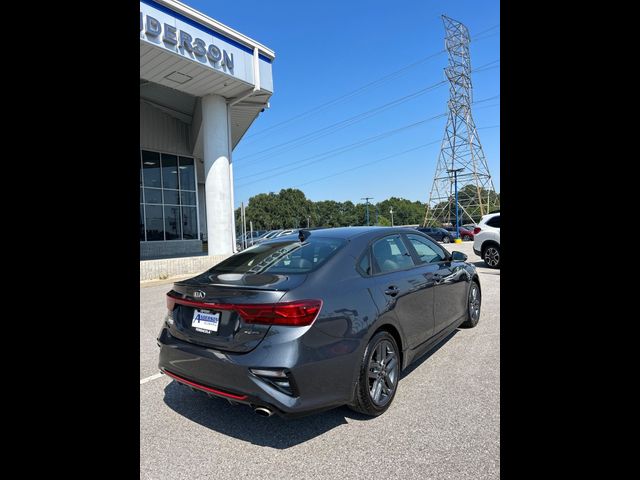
235;300;322;327
166;294;322;327
473;227;481;235
166;295;176;311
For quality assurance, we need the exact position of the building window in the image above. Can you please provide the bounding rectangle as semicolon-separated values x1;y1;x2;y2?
140;149;198;242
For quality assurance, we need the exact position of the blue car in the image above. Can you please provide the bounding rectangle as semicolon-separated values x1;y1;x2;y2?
414;227;457;243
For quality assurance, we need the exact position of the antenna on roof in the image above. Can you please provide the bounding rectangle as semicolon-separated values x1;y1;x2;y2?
298;229;310;242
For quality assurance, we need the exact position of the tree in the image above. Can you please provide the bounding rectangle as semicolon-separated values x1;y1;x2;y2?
233;188;488;233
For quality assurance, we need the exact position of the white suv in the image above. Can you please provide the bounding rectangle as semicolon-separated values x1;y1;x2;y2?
473;212;500;268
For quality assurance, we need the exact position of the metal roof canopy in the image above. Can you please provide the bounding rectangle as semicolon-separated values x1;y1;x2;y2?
139;0;274;151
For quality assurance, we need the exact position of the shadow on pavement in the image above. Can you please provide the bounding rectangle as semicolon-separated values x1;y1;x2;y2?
471;261;500;273
400;329;459;378
163;381;372;449
163;328;462;448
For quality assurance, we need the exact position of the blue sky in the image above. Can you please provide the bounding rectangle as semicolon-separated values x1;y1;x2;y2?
185;0;500;207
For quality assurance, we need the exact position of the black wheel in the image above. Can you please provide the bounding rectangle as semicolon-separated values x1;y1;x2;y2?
482;244;501;268
442;236;451;243
460;280;481;328
463;235;471;241
350;331;400;417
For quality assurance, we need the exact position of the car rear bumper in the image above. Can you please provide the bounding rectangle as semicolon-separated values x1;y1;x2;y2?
473;247;481;256
157;326;359;417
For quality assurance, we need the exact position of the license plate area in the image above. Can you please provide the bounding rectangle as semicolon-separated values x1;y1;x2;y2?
191;309;220;334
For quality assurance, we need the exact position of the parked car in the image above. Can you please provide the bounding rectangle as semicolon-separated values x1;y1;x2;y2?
158;227;481;418
274;229;296;238
443;226;474;241
473;213;500;268
415;226;457;243
446;226;475;241
235;231;263;250
252;229;283;245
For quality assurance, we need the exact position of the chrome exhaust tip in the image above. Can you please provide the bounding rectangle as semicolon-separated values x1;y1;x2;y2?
254;406;274;417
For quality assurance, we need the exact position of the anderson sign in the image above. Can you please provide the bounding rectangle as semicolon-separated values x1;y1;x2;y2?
139;0;271;88
140;10;235;74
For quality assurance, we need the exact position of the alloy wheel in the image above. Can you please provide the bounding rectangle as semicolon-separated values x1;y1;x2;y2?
484;247;500;267
469;283;481;322
368;340;398;407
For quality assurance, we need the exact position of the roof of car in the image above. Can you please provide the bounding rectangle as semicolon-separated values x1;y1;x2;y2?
263;226;419;241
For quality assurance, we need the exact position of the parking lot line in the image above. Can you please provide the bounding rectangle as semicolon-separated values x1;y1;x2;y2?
140;372;164;385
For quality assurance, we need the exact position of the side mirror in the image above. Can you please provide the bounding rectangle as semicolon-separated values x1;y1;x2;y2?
451;251;467;262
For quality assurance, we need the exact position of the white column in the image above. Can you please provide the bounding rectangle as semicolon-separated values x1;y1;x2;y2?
202;94;233;256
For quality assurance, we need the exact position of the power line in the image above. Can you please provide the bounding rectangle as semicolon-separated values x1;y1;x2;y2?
293;140;442;189
471;23;500;37
243;23;499;142
474;94;500;103
236;113;447;187
474;102;500;110
237;99;500;186
237;80;447;165
236;59;499;167
236;113;500;200
234;116;499;204
243;49;446;142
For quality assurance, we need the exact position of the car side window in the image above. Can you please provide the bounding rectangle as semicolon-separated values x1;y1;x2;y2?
406;234;446;263
486;216;500;228
358;249;371;276
371;236;415;274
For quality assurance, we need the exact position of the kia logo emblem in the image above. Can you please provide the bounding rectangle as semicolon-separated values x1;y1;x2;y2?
194;290;206;299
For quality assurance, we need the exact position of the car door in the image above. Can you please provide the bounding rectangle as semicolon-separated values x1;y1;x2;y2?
404;233;469;334
429;228;443;241
368;234;435;349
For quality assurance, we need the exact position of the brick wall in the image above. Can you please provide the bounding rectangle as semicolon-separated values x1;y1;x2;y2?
140;240;203;259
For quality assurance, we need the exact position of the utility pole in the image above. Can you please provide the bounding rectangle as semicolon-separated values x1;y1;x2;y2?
447;168;464;239
307;216;310;228
361;197;373;226
389;207;394;227
240;202;246;250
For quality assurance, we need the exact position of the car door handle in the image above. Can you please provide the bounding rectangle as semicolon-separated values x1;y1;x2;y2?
384;286;399;296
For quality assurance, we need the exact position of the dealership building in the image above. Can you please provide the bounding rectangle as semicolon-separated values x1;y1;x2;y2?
140;0;274;260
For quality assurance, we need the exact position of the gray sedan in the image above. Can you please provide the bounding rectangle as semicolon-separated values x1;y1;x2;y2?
158;227;481;417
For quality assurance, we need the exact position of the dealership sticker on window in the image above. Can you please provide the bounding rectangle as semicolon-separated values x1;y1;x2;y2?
192;310;220;333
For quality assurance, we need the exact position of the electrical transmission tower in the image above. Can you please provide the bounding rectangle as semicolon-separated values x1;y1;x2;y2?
423;15;499;227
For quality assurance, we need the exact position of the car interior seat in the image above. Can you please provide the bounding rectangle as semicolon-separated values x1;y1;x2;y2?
373;240;399;272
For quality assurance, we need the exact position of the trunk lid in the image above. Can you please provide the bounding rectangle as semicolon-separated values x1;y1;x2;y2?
166;273;307;353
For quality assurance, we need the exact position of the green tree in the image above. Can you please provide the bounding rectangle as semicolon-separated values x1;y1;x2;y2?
234;188;496;233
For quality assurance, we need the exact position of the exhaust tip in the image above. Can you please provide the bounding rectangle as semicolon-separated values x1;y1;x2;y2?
254;406;274;417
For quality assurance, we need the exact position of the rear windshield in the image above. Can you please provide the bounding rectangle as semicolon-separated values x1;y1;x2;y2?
210;237;347;274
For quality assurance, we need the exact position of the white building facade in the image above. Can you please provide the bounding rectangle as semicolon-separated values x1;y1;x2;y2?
140;0;274;259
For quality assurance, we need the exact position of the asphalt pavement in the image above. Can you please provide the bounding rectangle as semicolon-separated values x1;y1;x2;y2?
140;240;499;479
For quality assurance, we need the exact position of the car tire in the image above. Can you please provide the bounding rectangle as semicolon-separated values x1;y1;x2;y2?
463;235;471;241
442;236;451;243
460;280;481;328
482;244;501;268
350;331;400;417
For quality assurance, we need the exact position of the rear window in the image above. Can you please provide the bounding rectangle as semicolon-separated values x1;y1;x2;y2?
486;215;500;228
210;237;347;274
